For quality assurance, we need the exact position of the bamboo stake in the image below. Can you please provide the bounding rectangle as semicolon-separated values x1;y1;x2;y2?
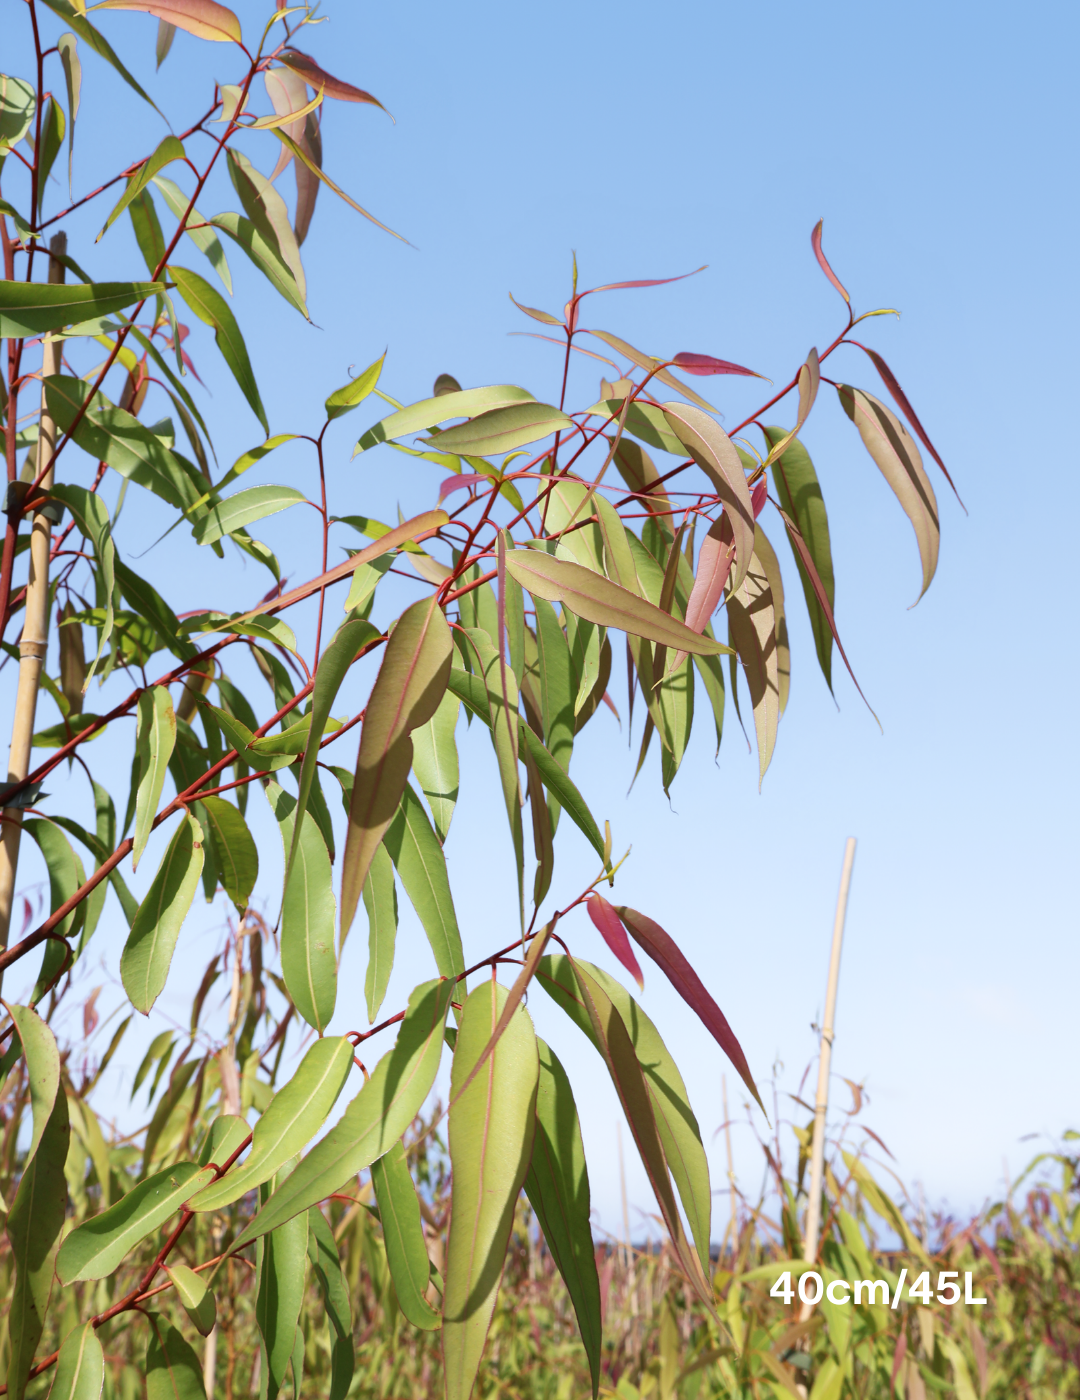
0;235;66;992
800;836;857;1312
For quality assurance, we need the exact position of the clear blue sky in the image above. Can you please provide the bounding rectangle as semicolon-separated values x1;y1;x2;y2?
4;0;1077;1240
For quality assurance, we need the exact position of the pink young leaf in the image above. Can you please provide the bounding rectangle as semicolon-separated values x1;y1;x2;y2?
684;517;733;635
751;480;767;518
615;905;763;1110
97;0;241;42
580;268;707;299
277;49;389;113
600;690;620;722
437;473;488;502
811;219;850;306
850;341;965;508
672;352;764;379
587;894;644;992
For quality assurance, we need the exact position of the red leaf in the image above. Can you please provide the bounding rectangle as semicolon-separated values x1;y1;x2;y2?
849;341;965;509
438;473;487;502
683;516;733;636
751;480;767;518
277;49;388;111
811;219;850;306
615;904;763;1110
890;1333;907;1396
586;894;643;992
672;352;763;379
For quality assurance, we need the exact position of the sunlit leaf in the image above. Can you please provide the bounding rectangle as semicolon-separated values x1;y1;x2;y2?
767;430;834;690
192;484;307;545
98;136;184;241
306;1209;355;1400
354;385;535;454
852;343;963;504
384;782;466;981
0;75;36;152
46;1323;104;1400
152;175;232;293
672;351;764;378
278;48;387;109
133;686;176;870
587;893;643;990
39;0;161;112
164;1264;216;1336
811;219;850;305
119;813;205;1014
325;353;385;420
198;794;258;913
423;402;572;456
96;0;242;44
587;329;716;411
169;265;268;434
410;688;459;843
662;402;755;592
144;1315;206;1400
726;537;780;784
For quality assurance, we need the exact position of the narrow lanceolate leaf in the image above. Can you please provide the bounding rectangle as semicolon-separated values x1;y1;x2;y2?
837;384;940;601
423;402;572;456
615;906;762;1109
506;551;726;656
325;352;385;420
341;596;453;939
277;48;386;107
163;1264;216;1336
854;344;963;503
767;430;834;690
38;1;161;113
669;516;734;673
233;979;454;1248
662;403;755;592
811;219;850;304
523;1040;602;1399
265;781;338;1034
754;526;789;716
383;783;465;981
306;1209;354;1400
587;893;643;990
253;1174;306;1400
120;815;204;1014
443;982;539;1400
57;1162;214;1284
198;795;258;912
6;1084;68;1400
362;843;397;1020
189;1036;353;1212
586;329;716;412
410;689;460;843
97;1;242;44
169;265;268;434
133;686;176;870
99;135;184;240
0;280;162;337
144;1314;207;1400
153;175;232;292
193;485;307;545
4;1006;60;1168
538;957;715;1314
355;384;536;453
210;211;305;315
49;485;117;682
371;1142;440;1329
46;1323;104;1400
726;539;780;784
761;347;821;467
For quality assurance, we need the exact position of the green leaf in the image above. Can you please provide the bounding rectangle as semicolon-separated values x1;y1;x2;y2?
164;1264;216;1336
370;1141;440;1329
46;1323;104;1400
99;135;184;240
197;795;257;913
5;1086;68;1400
197;1112;250;1168
410;689;459;843
203;704;292;773
340;597;452;939
192;484;307;546
225;147;305;301
37;98;66;216
306;1209;355;1400
22;820;86;943
443;980;539;1400
38;0;161;114
361;842;397;1021
354;384;536;453
233;979;454;1249
133;687;176;871
0;75;36;152
264;781;338;1033
145;1314;206;1400
254;1175;307;1400
523;1039;602;1398
0;280;162;337
517;724;605;863
189;1036;352;1213
169;265;268;434
384;783;465;982
115;563;195;661
837;384;939;602
210;211;306;317
423;402;571;456
57;1160;213;1286
119;814;205;1014
4;1005;60;1164
532;594;574;827
326;352;385;419
767;429;834;690
152;175;232;293
506;551;726;656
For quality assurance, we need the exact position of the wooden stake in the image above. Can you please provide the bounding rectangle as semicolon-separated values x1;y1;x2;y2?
800;837;857;1313
0;235;66;992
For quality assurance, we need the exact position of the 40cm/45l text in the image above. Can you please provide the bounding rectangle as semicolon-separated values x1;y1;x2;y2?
772;1271;987;1307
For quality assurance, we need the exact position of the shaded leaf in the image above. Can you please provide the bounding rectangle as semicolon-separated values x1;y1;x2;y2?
133;686;176;870
767;430;834;690
164;1264;216;1336
853;343;962;503
371;1141;440;1329
410;688;460;843
119;814;205;1014
306;1209;355;1400
198;795;258;912
145;1314;206;1400
726;539;780;784
362;843;397;1021
672;351;763;378
4;1006;60;1164
99;136;184;241
254;1174;307;1400
384;783;466;981
169;265;267;433
0;280;161;337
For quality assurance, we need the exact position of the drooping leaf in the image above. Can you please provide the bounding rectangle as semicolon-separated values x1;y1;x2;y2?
340;596;452;939
133;686;176;870
753;525;789;716
265;781;338;1034
361;842;397;1021
38;0;161;112
587;893;643;990
96;0;242;44
5;1006;60;1164
726;537;780;784
156;19;176;66
197;794;258;912
192;484;307;545
208;210;306;314
169;264;268;433
371;1141;440;1329
443;981;539;1400
522;1039;602;1398
410;688;460;843
253;1176;307;1400
225;148;306;303
233;979;454;1248
99;136;184;241
662;403;755;592
119;814;205;1014
837;384;940;602
305;1209;354;1400
273;128;403;242
189;1036;353;1212
36;98;66;216
46;1323;104;1400
164;1264;216;1336
277;48;387;108
0;75;36;152
767;429;834;690
384;782;466;980
57;1161;213;1285
423;402;572;456
355;385;536;453
22;819;86;943
853;343;962;503
0;280;162;337
505;550;725;656
144;1314;206;1400
152;175;232;292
